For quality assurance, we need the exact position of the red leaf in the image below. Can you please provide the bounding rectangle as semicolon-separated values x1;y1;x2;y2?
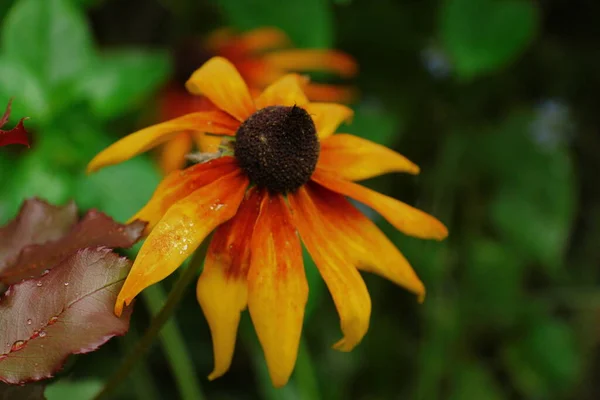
0;200;146;285
0;248;133;384
0;100;29;148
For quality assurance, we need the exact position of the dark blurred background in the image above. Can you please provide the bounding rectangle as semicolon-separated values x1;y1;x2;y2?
1;0;598;399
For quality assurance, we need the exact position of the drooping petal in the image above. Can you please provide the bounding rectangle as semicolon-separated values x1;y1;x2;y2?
197;188;263;380
312;169;448;240
130;157;240;232
158;133;194;174
303;83;358;103
288;187;371;352
263;49;358;78
87;111;238;173
307;183;425;300
185;57;255;122
302;103;353;139
231;27;291;54
248;193;308;386
318;133;420;180
193;132;223;153
114;171;249;316
254;74;310;110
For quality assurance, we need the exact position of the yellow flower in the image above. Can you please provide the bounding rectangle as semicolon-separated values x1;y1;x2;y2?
87;57;448;387
158;27;358;174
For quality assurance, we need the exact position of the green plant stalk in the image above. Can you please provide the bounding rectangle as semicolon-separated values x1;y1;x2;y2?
94;249;207;400
122;326;160;400
142;283;205;400
294;337;321;400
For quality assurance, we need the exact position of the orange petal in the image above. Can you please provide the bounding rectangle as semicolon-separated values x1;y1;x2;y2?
231;27;291;54
158;133;193;175
312;169;448;240
303;83;358;103
254;74;310;110
115;170;249;316
129;157;240;232
193;132;223;153
263;49;358;78
185;57;255;122
307;183;425;300
248;193;308;386
197;188;263;380
302;103;353;139
87;111;238;173
288;187;371;352
318;133;420;180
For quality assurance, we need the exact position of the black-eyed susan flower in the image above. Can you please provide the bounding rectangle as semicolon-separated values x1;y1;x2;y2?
157;27;357;173
87;57;447;387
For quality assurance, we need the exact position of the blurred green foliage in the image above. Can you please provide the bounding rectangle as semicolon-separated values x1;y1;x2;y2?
0;0;596;399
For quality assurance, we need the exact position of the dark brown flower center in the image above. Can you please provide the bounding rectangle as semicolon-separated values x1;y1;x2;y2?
234;105;319;194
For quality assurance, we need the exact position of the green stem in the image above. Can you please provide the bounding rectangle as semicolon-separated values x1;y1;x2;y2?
94;249;207;400
294;337;321;400
122;326;160;400
142;283;205;400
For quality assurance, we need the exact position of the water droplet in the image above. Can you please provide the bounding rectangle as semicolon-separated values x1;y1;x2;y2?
38;331;46;338
10;340;25;352
48;316;58;325
63;282;69;286
36;282;42;287
41;269;50;276
26;319;32;325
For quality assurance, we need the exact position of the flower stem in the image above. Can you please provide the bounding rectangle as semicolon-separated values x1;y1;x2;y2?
142;283;205;400
94;249;207;400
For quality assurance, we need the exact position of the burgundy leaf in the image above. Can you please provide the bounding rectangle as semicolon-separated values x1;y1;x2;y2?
0;383;45;400
0;248;132;384
0;100;29;148
0;202;146;285
0;199;78;268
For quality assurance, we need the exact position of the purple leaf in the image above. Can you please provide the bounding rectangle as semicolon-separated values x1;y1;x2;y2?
0;201;145;285
0;248;133;384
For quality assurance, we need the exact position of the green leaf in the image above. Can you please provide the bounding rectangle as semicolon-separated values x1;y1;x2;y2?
74;156;161;222
0;57;50;123
503;316;581;398
74;50;170;119
1;0;94;88
440;0;539;78
449;360;506;400
462;238;524;328
46;380;103;400
216;0;333;47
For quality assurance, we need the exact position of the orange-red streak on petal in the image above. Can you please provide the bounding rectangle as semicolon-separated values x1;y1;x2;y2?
114;171;249;317
197;188;263;381
130;157;240;232
312;169;448;240
185;57;256;122
262;49;358;78
318;133;420;181
248;193;308;387
288;187;371;352
306;183;425;300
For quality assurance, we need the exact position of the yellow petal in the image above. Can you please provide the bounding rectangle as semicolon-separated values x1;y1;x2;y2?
158;133;193;175
254;74;310;110
114;171;249;316
312;169;448;240
193;132;222;153
263;49;358;78
248;193;308;386
289;187;371;352
186;57;255;121
318;133;420;180
307;183;425;300
197;188;263;380
87;111;238;173
129;157;240;232
302;103;353;139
